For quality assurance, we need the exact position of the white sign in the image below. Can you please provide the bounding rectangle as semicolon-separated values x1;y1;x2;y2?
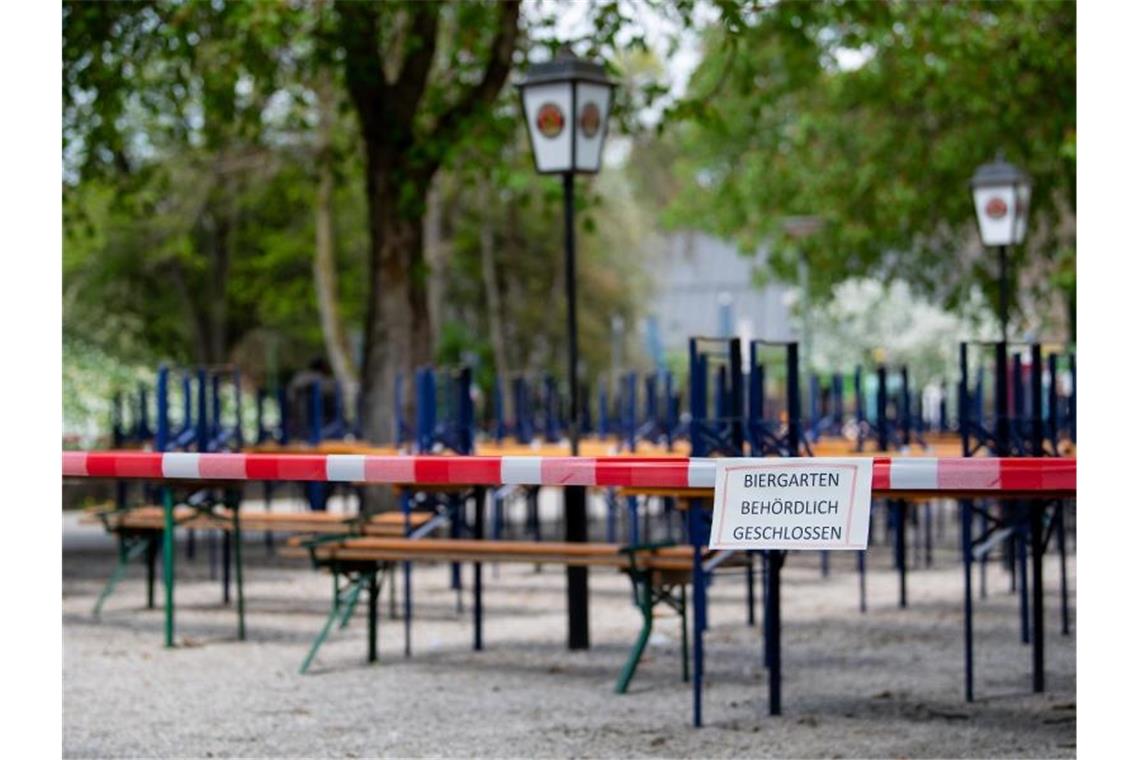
709;458;874;551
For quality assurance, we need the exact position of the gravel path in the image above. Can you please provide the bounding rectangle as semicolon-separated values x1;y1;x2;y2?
63;506;1075;758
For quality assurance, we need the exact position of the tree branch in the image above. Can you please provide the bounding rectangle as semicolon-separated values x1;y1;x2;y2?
427;1;520;166
390;2;440;124
335;0;387;143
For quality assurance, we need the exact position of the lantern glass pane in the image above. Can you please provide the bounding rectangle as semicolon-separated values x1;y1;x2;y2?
1013;182;1032;244
522;81;573;173
973;185;1017;246
573;82;612;173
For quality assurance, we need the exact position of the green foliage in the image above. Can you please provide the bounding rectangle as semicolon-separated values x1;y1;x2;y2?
62;334;152;447
63;0;671;440
649;0;1075;330
63;0;368;380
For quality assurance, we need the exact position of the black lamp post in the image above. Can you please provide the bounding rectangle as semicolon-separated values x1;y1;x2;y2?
970;154;1032;344
518;48;615;651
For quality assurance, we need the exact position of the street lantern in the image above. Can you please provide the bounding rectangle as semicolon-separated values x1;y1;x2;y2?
518;48;615;175
969;154;1032;345
518;47;616;653
970;154;1032;247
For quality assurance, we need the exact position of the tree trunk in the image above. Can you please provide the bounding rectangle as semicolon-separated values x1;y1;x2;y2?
313;70;359;408
479;183;512;423
169;260;211;365
424;176;447;347
207;209;230;365
358;147;432;447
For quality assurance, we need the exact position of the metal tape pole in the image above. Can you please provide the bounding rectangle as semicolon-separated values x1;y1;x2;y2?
162;486;175;647
564;170;590;651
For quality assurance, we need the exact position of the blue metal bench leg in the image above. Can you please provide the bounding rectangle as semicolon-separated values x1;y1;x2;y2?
745;553;756;626
961;499;975;702
474;487;485;651
765;549;784;716
1030;502;1045;692
145;536;158;610
230;495;245;641
450;494;463;611
626;495;640;546
894;500;907;608
605;489;616;543
688;505;705;728
222;530;231;605
680;582;689;683
402;490;413;658
1057;501;1070;635
367;570;379;663
1018;504;1031;645
979;506;989;599
857;549;867;613
924;503;934;567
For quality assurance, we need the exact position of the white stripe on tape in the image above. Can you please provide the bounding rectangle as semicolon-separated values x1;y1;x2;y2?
890;458;938;490
326;455;366;482
688;459;716;488
501;456;543;485
162;453;200;480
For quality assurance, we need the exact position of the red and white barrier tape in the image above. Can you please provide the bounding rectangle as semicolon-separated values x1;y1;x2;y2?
61;451;1076;495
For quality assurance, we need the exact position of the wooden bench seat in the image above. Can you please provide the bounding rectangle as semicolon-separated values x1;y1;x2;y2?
84;507;433;536
297;536;753;691
306;537;731;573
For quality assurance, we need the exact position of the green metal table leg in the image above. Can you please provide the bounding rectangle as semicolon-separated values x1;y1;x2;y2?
162;487;175;647
93;535;149;618
231;493;246;641
300;573;367;674
615;577;654;694
337;578;364;629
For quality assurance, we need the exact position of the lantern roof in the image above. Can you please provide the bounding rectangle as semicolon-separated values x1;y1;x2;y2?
970;152;1030;189
518;47;614;87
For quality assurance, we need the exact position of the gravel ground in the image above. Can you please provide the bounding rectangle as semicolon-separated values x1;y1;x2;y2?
63;503;1076;758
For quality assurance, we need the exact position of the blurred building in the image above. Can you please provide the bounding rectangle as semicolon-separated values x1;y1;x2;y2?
641;230;795;366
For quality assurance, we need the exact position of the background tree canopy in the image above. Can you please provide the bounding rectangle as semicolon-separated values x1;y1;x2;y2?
62;0;1076;440
648;0;1075;338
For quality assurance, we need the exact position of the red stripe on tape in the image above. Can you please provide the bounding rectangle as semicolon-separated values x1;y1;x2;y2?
595;457;689;488
246;454;327;481
364;456;416;483
85;452;163;478
541;457;596;486
938;458;1000;490
446;457;502;485
1000;459;1040;491
199;453;249;480
1042;458;1076;491
62;452;88;477
413;457;450;484
871;457;891;491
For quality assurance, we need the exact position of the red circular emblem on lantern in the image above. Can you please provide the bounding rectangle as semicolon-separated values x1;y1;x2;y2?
580;102;601;138
985;196;1008;220
536;103;564;138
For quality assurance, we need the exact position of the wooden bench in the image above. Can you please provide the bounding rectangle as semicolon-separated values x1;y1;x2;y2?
85;504;436;620
295;535;751;693
85;506;431;535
